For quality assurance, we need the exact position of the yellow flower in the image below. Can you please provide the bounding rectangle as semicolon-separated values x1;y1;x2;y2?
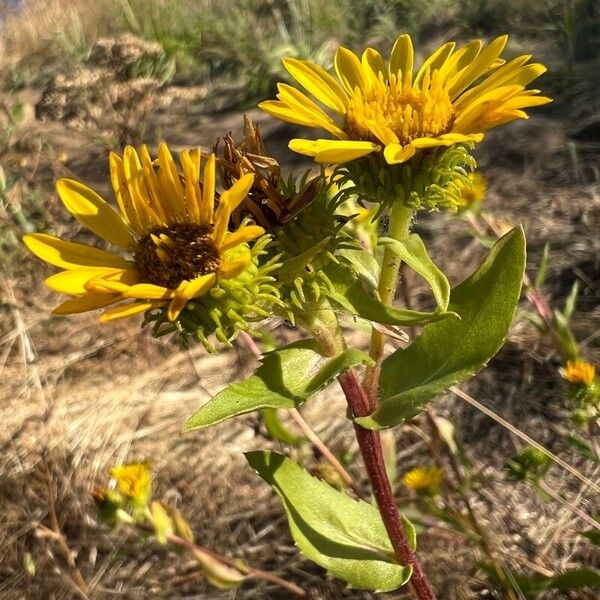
459;172;487;207
111;462;152;506
260;34;551;165
402;466;443;492
562;360;596;386
23;143;265;323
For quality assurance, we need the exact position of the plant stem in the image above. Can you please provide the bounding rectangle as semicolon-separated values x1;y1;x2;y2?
42;459;90;599
302;301;435;598
364;203;414;404
338;370;436;600
136;523;306;597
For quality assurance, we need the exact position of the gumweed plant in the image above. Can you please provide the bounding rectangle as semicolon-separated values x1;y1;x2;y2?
25;34;552;599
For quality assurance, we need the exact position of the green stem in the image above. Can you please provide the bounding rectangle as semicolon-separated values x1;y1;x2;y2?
364;203;414;405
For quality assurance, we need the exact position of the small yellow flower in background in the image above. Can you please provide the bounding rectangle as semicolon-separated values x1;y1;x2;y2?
402;466;444;494
260;34;551;165
23;143;264;323
111;462;152;506
458;172;487;207
562;360;596;386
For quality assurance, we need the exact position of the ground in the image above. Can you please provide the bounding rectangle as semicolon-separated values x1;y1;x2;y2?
1;7;599;599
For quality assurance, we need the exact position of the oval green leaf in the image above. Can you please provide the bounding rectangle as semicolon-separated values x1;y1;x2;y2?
246;451;413;591
357;227;526;430
324;262;458;327
184;340;372;431
380;233;450;311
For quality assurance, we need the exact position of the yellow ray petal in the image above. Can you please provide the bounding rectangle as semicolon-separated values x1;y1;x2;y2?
475;109;530;131
389;34;414;87
122;146;156;232
455;60;546;111
200;153;216;224
123;284;176;300
503;94;553;110
139;144;167;223
167;297;186;321
411;132;484;148
438;40;483;80
52;293;122;315
219;225;265;252
45;268;123;295
24;233;132;270
56;178;134;249
276;84;347;138
259;100;326;129
453;85;523;132
157;142;186;222
383;143;416;165
109;151;143;234
85;269;140;293
288;138;379;163
448;35;508;99
180;149;201;223
283;57;348;114
415;41;456;87
218;250;251;280
100;301;162;322
224;172;255;213
212;173;254;247
366;121;399;145
178;273;217;300
334;46;366;94
361;48;386;85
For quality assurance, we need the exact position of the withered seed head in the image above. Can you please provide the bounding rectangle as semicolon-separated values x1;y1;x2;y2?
214;114;319;229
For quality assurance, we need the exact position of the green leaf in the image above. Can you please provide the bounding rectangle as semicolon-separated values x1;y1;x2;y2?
184;340;372;431
337;247;380;289
324;263;457;327
563;280;579;321
534;242;550;288
579;529;600;546
262;408;304;446
380;234;450;311
246;451;413;591
481;563;600;596
357;227;525;430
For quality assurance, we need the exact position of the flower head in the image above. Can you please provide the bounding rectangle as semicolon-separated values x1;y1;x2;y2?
110;462;152;506
402;466;443;494
260;34;551;165
458;172;487;208
23;143;266;326
562;360;596;386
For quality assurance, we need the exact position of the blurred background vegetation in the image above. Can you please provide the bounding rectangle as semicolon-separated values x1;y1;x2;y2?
1;0;599;107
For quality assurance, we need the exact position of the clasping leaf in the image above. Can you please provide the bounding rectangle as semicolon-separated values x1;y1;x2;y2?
357;227;526;430
246;451;413;591
184;340;372;431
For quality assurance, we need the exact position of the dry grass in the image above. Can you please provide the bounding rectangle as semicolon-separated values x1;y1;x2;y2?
1;3;599;598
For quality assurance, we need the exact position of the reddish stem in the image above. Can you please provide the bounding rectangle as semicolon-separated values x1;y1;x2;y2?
338;371;436;600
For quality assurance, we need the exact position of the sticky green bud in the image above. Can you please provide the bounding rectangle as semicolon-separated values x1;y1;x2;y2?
335;144;477;211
